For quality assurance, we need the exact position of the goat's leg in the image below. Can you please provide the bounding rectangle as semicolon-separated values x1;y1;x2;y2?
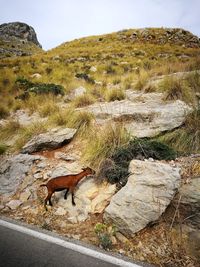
64;188;69;200
45;191;53;210
69;187;76;206
72;192;76;206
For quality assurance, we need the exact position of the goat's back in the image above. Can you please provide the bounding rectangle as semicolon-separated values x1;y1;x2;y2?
47;174;77;189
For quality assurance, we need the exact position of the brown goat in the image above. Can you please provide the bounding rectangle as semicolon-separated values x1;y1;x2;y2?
40;167;95;210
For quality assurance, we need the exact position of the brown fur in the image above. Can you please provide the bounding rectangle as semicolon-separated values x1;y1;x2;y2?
40;167;95;210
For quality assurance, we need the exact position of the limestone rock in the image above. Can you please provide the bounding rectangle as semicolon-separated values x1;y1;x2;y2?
179;177;200;207
104;160;181;236
83;96;192;137
0;154;43;197
19;189;31;202
174;177;200;228
21;127;77;153
30;73;42;79
51;178;116;222
55;207;67;216
9;110;47;127
6;200;22;210
67;86;86;101
0;22;42;47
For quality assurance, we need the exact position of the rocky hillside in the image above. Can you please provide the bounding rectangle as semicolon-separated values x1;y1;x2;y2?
0;22;42;58
0;25;200;267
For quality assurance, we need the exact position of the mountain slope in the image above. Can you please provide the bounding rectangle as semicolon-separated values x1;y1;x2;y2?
0;22;42;58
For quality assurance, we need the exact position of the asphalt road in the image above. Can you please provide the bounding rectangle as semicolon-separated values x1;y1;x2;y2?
0;219;153;267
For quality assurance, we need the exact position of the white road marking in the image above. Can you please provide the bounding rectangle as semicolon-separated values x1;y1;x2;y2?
0;219;143;267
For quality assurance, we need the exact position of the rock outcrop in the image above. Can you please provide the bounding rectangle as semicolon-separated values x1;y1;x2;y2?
104;160;181;236
174;176;200;228
0;154;44;197
21;127;77;153
84;93;192;137
54;177;116;223
119;28;200;48
0;22;42;47
0;22;42;58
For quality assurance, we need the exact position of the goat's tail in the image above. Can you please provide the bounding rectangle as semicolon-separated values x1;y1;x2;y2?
40;184;47;187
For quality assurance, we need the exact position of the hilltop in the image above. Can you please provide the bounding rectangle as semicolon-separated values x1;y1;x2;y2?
0;22;42;58
0;25;200;267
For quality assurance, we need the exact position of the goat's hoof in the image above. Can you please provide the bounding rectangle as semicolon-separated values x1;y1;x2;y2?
72;202;76;206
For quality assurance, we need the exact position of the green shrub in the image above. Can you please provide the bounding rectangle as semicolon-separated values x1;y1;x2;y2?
97;138;176;186
75;73;95;84
15;77;65;99
94;223;114;250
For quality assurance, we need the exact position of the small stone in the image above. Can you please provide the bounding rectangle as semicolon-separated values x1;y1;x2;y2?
34;173;43;179
71;234;81;240
90;66;97;72
115;232;129;243
19;190;31;202
37;162;47;169
6;200;22;210
111;236;117;245
55;207;67;216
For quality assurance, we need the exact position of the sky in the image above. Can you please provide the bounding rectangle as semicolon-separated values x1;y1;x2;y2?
0;0;200;50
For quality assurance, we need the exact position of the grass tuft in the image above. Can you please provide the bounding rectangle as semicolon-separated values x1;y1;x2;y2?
104;88;125;102
158;108;200;154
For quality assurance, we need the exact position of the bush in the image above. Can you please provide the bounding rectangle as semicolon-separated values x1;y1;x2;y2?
94;223;115;250
75;73;95;84
97;138;176;186
15;77;65;99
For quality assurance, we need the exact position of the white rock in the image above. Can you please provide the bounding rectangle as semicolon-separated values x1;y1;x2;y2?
90;66;97;72
30;73;42;79
81;94;192;137
21;127;77;153
19;190;31;202
104;160;181;236
53;178;116;223
6;200;22;210
55;207;67;216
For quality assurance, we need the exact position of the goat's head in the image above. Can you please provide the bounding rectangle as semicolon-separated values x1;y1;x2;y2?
82;167;96;176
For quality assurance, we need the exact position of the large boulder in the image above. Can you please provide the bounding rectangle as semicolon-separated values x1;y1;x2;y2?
0;154;43;197
21;127;77;153
104;160;181;236
175;176;200;228
50;177;116;223
83;95;192;137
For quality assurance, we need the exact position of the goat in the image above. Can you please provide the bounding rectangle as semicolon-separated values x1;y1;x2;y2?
40;167;95;210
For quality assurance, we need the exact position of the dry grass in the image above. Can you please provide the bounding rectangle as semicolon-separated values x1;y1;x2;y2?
158;109;200;154
83;123;131;168
104;88;125;102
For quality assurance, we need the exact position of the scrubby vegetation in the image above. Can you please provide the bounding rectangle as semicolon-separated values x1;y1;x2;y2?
0;27;200;160
158;108;200;154
15;77;65;99
95;138;176;186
